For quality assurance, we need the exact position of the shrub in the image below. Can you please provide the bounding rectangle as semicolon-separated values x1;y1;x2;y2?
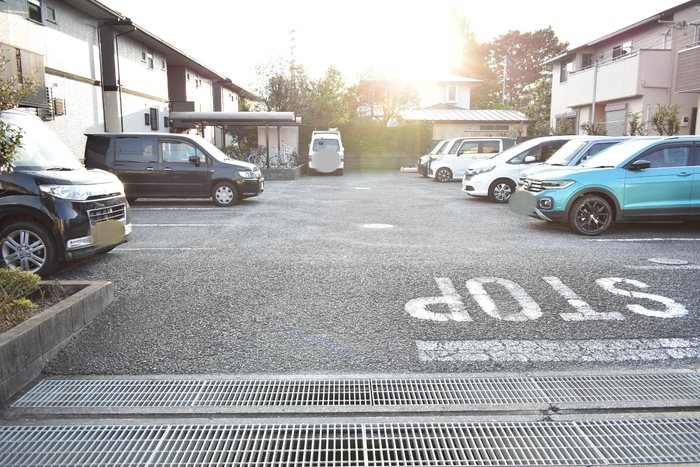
0;269;41;332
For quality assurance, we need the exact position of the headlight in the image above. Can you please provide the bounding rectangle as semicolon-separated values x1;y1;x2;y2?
239;170;257;178
540;179;576;189
468;166;495;175
39;181;124;200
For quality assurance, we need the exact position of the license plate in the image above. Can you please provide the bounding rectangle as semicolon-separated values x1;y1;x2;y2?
92;220;126;247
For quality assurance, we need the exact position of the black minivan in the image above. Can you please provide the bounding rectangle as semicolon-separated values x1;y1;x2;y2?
0;110;131;276
85;133;264;206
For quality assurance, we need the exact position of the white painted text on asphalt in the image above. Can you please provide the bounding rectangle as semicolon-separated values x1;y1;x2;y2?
405;277;688;322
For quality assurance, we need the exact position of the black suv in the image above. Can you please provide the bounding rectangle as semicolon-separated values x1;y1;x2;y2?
84;133;264;206
0;110;131;276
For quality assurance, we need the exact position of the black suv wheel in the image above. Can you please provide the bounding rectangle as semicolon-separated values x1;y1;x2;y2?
0;221;58;276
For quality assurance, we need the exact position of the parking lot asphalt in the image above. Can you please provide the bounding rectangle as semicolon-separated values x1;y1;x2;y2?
46;170;700;376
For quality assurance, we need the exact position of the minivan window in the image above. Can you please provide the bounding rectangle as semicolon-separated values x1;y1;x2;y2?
312;139;340;151
545;140;588;166
116;137;158;163
509;142;561;164
162;141;202;163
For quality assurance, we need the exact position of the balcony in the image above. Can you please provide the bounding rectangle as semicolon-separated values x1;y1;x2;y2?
558;49;671;108
676;45;700;93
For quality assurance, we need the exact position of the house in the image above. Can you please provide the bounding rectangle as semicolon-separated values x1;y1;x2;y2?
547;0;700;135
401;74;531;141
0;0;255;157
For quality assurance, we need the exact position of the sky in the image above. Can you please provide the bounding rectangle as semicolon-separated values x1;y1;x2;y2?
100;0;688;91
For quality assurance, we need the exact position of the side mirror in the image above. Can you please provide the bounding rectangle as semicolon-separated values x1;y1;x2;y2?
189;155;200;167
523;155;536;163
629;159;651;170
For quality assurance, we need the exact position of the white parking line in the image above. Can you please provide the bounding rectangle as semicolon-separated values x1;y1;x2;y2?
133;224;229;227
586;238;700;242
131;208;221;211
116;247;217;251
416;338;700;363
624;265;700;270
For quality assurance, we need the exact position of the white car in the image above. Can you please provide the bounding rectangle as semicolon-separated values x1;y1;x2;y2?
462;135;578;202
428;137;517;182
417;139;450;177
308;129;344;175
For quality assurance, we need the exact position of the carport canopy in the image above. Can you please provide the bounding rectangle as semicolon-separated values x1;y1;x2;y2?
168;111;301;127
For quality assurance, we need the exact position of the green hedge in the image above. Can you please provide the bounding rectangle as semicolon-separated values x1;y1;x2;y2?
301;120;433;157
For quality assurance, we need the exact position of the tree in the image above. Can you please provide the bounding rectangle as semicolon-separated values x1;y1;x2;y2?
306;67;351;128
523;78;553;136
628;112;648;136
352;77;419;125
254;60;313;115
650;104;681;135
0;49;38;171
470;28;567;110
580;122;607;135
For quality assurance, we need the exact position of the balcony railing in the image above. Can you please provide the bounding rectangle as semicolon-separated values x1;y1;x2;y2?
559;49;671;108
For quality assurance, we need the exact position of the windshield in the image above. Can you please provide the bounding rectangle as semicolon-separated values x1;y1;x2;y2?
189;134;229;162
488;137;548;162
544;140;588;166
430;140;448;154
3;112;83;171
580;139;657;168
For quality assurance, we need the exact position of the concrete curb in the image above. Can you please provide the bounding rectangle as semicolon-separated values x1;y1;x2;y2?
261;165;305;181
0;281;113;403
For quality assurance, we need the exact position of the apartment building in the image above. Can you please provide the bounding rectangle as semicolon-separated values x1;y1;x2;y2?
1;0;253;157
547;1;700;136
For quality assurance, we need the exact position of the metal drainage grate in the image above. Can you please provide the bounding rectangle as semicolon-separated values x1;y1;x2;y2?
1;419;699;466
13;373;700;409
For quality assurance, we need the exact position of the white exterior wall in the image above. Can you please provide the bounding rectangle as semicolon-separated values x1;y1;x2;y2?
221;90;240;113
257;126;299;155
1;0;104;158
418;82;471;109
550;3;700;135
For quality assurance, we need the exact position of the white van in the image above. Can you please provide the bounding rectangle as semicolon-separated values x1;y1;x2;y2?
308;129;344;175
428;138;517;182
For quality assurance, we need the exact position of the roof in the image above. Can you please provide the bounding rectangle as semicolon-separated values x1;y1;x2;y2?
402;109;533;123
544;0;694;64
63;0;258;101
168;112;301;126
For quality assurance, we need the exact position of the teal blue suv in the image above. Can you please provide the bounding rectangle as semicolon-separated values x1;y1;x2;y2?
510;136;700;235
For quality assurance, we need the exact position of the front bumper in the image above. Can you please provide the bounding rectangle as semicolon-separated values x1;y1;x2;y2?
417;162;429;176
461;174;489;197
52;196;132;260
508;190;567;223
239;177;264;197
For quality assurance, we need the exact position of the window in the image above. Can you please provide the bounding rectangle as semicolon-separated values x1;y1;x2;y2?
581;54;593;69
559;60;573;83
161;60;166;71
458;142;480;155
115;137;158;163
639;146;691;168
312;139;340;151
578;142;617;164
446;85;457;102
186;73;191;82
149;108;159;130
511;142;565;164
479;125;509;131
146;48;154;69
28;0;42;22
161;141;199;163
482;142;501;154
612;41;632;60
141;51;146;62
45;6;56;23
143;113;150;126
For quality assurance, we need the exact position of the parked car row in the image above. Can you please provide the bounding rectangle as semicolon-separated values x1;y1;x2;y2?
1;110;266;276
418;134;700;235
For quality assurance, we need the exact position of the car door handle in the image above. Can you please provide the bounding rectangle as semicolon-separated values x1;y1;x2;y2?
163;167;172;172
145;167;155;171
677;172;691;177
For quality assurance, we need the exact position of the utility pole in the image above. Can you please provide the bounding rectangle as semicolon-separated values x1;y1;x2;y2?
502;57;508;105
591;60;599;128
